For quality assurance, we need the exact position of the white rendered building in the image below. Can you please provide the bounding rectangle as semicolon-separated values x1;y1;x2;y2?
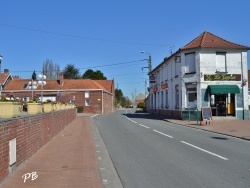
147;31;249;120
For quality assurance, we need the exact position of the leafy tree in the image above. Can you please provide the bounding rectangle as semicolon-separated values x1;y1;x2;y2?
115;88;123;106
31;71;37;80
115;89;132;107
63;64;80;79
42;59;60;79
82;69;107;80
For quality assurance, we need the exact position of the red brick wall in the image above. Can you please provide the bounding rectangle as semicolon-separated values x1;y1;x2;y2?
0;109;76;183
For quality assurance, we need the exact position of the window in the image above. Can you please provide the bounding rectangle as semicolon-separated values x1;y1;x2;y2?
186;84;197;108
85;91;90;98
216;52;227;72
185;53;196;73
175;85;179;109
85;99;90;106
85;91;90;106
165;90;169;108
161;91;164;108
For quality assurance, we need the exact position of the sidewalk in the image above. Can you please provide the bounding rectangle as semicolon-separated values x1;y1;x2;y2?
0;116;103;188
166;117;250;141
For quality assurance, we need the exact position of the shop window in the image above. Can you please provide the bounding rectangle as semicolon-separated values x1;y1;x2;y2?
216;52;227;73
175;85;179;109
186;86;197;108
185;53;196;74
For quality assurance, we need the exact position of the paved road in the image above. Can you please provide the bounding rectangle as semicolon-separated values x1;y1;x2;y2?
93;109;250;188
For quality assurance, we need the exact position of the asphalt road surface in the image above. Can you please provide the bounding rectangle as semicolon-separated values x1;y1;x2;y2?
93;109;250;188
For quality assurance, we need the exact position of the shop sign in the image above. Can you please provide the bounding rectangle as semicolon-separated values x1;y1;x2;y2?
161;83;168;90
153;86;158;93
204;74;241;81
150;74;156;83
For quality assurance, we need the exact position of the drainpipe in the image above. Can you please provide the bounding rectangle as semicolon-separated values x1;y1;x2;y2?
241;53;245;120
102;90;104;114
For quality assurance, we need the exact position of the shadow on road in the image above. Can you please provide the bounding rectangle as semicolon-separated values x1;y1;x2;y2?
123;110;166;120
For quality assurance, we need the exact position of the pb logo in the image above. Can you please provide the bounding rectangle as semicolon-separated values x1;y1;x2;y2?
22;172;38;183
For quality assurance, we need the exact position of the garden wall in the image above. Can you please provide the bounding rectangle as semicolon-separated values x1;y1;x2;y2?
0;109;76;182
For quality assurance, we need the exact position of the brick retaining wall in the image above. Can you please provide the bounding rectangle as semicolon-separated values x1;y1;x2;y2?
0;109;76;182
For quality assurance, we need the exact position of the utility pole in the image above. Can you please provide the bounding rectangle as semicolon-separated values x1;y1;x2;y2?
141;51;152;73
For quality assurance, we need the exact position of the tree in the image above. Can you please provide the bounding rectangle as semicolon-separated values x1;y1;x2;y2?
42;59;60;80
82;69;107;80
115;88;123;106
115;89;132;107
31;71;37;80
63;64;80;79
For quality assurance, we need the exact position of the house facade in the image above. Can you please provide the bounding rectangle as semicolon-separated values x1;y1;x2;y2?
0;71;115;114
147;31;250;120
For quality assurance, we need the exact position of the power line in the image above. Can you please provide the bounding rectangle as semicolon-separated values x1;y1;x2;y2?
0;23;171;47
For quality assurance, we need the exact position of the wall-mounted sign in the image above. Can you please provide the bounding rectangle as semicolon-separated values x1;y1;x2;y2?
161;83;168;90
150;75;156;83
204;74;241;81
153;86;158;93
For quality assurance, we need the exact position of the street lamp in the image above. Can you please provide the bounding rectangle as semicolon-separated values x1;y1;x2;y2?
141;51;152;72
28;80;38;100
0;55;2;97
38;73;46;103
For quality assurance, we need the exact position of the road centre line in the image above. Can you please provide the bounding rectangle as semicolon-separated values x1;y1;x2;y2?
153;130;173;138
130;120;137;123
181;141;229;160
139;124;150;129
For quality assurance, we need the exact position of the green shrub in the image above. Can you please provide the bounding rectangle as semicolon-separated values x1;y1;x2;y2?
76;106;84;113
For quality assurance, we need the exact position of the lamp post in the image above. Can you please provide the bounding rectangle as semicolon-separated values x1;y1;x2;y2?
28;80;38;100
38;73;46;103
0;54;2;97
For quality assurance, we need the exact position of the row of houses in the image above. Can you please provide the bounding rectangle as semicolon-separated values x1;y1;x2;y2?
145;31;250;120
0;70;115;114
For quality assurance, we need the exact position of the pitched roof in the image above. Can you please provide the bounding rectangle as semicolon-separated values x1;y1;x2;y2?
180;31;250;50
0;73;10;84
4;79;114;93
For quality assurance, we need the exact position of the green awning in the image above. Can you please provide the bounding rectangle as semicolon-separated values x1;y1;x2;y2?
207;85;240;94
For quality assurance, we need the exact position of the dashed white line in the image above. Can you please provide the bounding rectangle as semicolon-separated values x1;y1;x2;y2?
181;141;229;160
139;124;150;129
153;130;173;138
131;120;137;123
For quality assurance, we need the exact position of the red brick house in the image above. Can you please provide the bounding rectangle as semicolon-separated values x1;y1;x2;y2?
0;70;115;114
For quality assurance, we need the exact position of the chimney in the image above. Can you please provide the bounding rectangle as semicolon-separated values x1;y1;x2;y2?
58;72;64;86
4;69;9;74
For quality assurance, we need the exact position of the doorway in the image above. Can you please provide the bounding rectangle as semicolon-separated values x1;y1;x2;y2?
212;94;235;116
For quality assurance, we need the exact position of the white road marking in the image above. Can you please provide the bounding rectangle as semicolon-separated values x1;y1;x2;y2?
153;130;173;138
91;114;99;118
131;120;137;123
139;124;150;129
181;141;229;160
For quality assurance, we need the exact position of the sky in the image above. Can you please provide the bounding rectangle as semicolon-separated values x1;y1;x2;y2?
0;0;250;99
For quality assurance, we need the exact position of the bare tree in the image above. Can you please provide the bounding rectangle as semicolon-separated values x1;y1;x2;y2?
42;59;60;79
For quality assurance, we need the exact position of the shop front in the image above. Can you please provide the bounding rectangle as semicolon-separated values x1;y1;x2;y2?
207;85;240;117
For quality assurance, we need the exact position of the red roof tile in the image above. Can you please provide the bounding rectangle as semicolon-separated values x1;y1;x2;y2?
180;31;250;50
4;78;114;93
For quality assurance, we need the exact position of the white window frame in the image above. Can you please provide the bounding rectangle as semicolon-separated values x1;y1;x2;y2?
175;85;179;109
185;53;196;73
216;52;227;72
186;84;197;108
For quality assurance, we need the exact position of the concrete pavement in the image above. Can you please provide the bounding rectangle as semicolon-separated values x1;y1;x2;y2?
166;116;250;141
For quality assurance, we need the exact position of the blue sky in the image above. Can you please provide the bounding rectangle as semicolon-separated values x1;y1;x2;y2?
0;0;250;99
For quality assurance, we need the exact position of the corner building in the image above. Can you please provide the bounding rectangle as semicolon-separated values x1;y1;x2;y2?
147;31;249;120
